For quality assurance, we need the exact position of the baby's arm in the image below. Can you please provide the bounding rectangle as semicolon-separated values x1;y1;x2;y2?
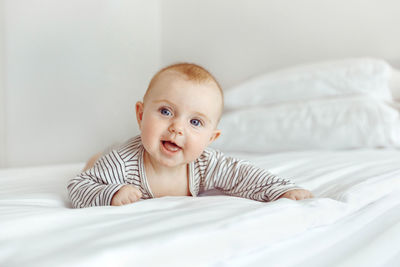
75;152;142;207
68;150;139;208
202;150;312;202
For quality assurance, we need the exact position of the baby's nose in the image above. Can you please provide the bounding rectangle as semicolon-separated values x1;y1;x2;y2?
168;121;184;135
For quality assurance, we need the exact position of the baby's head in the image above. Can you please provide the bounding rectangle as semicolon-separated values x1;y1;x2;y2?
136;63;223;167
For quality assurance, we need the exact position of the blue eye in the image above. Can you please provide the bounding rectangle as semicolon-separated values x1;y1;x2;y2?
190;119;202;127
160;108;172;116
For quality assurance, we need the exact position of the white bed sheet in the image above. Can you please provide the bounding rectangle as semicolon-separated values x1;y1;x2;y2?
1;149;400;267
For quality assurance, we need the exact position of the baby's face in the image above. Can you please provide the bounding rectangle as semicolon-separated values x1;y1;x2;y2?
136;71;222;168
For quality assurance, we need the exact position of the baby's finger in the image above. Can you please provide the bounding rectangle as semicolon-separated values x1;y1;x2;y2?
299;193;309;200
128;194;139;203
112;199;122;206
121;198;131;205
297;193;305;200
303;191;312;199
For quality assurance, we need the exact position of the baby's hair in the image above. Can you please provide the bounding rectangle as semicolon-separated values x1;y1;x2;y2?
144;62;224;106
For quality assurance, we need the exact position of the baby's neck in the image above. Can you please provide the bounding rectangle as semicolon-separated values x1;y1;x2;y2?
143;151;187;178
143;151;191;197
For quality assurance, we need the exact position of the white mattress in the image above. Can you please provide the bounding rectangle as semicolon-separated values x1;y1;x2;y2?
1;149;400;267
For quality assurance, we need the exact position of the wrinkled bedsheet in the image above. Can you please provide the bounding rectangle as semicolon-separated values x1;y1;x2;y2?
1;149;400;267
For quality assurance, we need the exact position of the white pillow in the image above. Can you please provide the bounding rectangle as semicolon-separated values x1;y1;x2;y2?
224;58;393;111
212;96;400;153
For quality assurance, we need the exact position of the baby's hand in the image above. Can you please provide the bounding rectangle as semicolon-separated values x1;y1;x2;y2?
278;189;313;200
111;185;142;206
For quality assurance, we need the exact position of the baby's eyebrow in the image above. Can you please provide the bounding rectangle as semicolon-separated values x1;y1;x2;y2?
193;111;212;124
153;99;171;104
152;99;177;109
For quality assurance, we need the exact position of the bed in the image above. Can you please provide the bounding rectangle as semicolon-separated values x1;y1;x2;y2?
1;58;400;267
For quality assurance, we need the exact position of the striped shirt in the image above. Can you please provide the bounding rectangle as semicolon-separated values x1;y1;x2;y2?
68;135;300;208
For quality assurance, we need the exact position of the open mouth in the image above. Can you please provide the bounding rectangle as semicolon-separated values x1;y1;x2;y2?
161;140;182;152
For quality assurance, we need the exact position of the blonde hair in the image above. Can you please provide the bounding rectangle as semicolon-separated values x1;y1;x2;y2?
144;63;224;110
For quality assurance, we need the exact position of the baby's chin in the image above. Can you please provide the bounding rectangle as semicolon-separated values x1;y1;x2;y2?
143;148;185;167
155;153;202;168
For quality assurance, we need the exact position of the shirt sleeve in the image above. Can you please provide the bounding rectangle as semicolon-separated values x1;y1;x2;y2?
67;150;127;208
201;149;302;202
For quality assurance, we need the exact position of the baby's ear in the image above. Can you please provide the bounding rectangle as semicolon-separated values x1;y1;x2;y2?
135;101;144;128
209;129;221;144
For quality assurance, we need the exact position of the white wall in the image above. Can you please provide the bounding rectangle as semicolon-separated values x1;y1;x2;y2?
3;0;160;167
161;0;400;89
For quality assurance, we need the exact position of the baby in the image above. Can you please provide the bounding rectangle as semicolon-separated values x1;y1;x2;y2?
68;63;312;208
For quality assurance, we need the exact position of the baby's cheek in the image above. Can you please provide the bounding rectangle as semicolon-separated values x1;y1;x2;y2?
142;116;158;132
141;118;161;137
186;137;209;159
140;125;158;151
